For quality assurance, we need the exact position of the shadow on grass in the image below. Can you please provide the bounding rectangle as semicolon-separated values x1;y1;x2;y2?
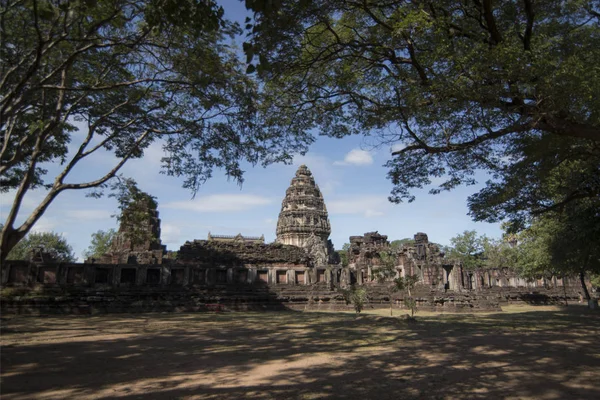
1;307;599;400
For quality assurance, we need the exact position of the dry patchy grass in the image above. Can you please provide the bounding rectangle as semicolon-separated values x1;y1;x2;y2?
1;305;599;399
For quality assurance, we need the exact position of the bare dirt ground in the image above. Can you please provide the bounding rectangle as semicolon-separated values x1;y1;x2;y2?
1;305;599;400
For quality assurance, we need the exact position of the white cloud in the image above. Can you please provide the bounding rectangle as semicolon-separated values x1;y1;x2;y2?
163;194;273;212
0;189;50;214
161;223;182;245
334;149;373;166
328;195;389;218
31;216;59;232
365;209;385;217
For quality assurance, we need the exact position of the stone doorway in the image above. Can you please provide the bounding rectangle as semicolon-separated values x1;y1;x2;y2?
317;269;326;283
257;270;268;283
442;265;453;290
276;270;287;284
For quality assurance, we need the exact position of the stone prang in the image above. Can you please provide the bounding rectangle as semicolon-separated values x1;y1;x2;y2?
276;165;331;248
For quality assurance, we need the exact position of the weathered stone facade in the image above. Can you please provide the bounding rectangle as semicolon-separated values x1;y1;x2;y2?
344;231;457;288
88;193;166;265
276;165;331;248
3;164;597;315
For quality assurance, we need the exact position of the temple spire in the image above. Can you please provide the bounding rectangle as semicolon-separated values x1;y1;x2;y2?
276;165;331;248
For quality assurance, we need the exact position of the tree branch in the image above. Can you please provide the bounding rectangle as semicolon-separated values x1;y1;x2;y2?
392;122;532;156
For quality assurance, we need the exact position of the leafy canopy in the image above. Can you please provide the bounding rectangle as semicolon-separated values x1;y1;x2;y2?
247;0;600;228
6;231;76;262
512;199;600;281
83;229;117;260
1;0;311;261
448;230;484;270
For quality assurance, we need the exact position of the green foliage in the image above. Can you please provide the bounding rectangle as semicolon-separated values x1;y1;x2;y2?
374;251;397;280
390;239;415;249
247;0;600;228
337;250;348;267
403;297;418;318
109;177;157;248
394;275;420;297
83;229;117;260
512;199;600;283
6;231;76;262
1;0;311;262
393;274;420;317
591;274;600;289
339;285;368;314
372;250;401;315
337;243;350;267
448;231;484;270
481;236;517;270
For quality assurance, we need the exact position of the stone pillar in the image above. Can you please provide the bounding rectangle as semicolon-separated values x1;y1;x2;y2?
137;266;147;285
161;265;170;285
268;269;274;285
248;268;257;285
183;266;191;286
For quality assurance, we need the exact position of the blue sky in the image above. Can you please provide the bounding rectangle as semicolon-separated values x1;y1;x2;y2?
0;1;503;260
0;132;502;260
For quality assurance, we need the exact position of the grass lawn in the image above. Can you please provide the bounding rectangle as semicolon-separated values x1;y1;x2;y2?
1;305;599;399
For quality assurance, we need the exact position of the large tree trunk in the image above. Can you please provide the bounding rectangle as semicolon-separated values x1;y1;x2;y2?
0;225;27;264
578;270;597;309
579;271;591;301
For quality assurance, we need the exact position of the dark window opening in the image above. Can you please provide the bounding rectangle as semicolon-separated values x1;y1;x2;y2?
276;270;287;284
37;267;57;284
95;268;110;284
67;267;84;284
236;269;248;284
257;270;268;283
317;269;325;282
216;269;228;284
9;265;29;283
171;268;184;285
194;269;206;284
120;268;137;284
146;268;161;284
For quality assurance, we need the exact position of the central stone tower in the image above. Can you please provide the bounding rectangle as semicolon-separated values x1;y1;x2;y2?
276;165;331;248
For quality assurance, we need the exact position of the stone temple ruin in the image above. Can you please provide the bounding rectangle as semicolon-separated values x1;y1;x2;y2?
1;165;593;314
89;193;166;265
276;165;333;268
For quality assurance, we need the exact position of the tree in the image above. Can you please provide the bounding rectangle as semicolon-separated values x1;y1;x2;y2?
448;230;484;270
512;199;600;307
83;229;116;260
0;0;311;262
373;250;400;315
337;242;350;267
372;251;421;316
339;284;368;315
246;0;600;229
6;231;76;262
481;236;517;270
109;177;159;248
394;274;420;318
390;238;415;249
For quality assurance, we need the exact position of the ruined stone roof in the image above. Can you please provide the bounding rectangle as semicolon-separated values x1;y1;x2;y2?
208;233;265;243
177;240;307;265
276;165;331;242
